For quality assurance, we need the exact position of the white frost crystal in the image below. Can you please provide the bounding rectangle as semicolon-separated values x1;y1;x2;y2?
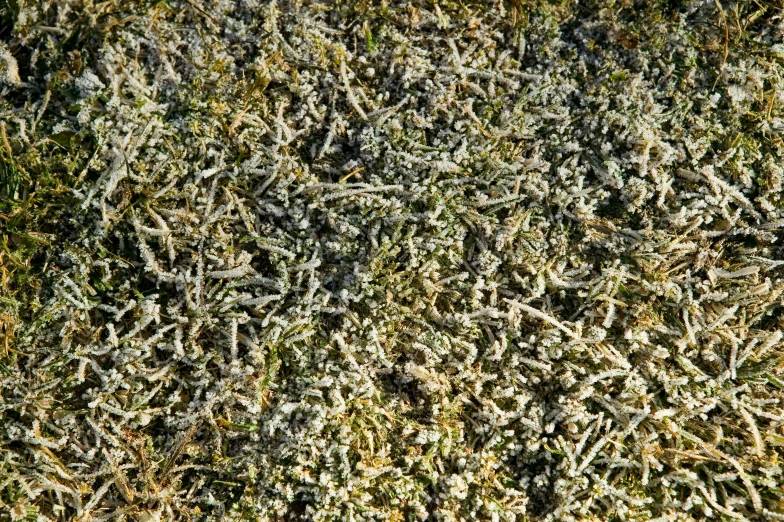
0;43;20;85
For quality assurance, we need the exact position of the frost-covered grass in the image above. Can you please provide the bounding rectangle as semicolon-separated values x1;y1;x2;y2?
2;0;784;520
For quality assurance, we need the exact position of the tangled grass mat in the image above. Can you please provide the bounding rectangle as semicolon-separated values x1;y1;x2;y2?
2;0;784;520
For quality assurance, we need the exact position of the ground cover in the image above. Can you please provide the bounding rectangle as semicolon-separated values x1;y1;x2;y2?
2;1;784;520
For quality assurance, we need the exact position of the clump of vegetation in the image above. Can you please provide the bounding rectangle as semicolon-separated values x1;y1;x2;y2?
2;0;784;520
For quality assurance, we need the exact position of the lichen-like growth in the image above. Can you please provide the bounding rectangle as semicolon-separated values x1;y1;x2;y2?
2;1;784;520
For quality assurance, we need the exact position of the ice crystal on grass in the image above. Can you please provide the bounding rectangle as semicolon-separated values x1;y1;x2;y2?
2;0;784;521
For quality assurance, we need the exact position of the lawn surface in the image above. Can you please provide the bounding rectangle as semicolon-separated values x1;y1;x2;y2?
2;0;784;520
